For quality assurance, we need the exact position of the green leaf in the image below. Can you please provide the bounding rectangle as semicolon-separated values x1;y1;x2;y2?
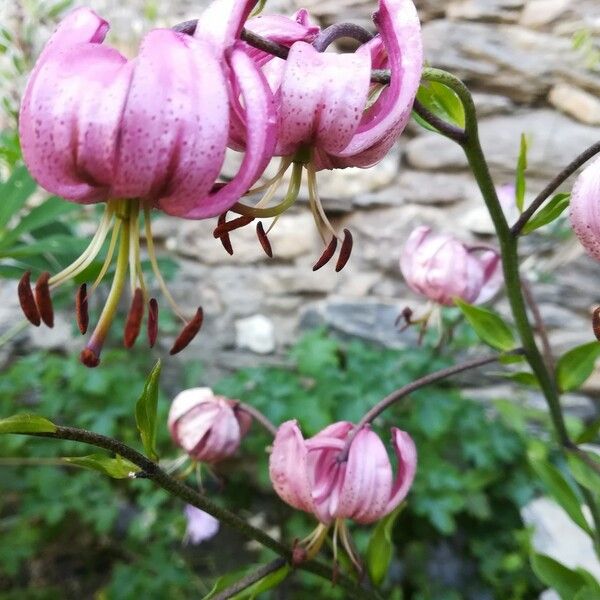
0;196;77;248
63;453;140;479
576;416;600;444
202;564;290;600
530;553;588;600
367;504;404;585
556;342;600;392
0;413;57;434
515;134;528;212
0;166;37;232
135;360;161;461
522;193;570;234
415;82;465;129
502;371;540;387
529;455;592;535
455;299;516;351
567;452;600;496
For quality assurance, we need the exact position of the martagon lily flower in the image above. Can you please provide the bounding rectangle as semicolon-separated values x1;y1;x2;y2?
570;156;600;260
17;2;275;366
269;420;417;569
206;0;423;271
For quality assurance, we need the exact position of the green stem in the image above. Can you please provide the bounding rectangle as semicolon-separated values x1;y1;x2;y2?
23;426;377;600
420;68;600;555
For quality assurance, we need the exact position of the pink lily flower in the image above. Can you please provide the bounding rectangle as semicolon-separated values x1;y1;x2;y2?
17;2;275;366
168;387;252;464
570;157;600;261
400;226;503;307
214;0;423;271
269;419;416;567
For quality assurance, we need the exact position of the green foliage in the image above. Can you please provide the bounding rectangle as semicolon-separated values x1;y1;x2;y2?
530;553;600;600
0;413;56;434
522;193;570;234
414;81;465;131
556;342;600;392
366;504;404;585
455;299;516;351
515;133;528;212
63;453;140;479
135;360;162;460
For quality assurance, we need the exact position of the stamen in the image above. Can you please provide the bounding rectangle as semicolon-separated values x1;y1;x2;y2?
169;307;203;355
124;288;144;348
213;215;254;238
593;306;600;341
306;162;340;241
339;520;363;574
144;206;186;322
18;271;41;326
49;203;115;288
34;272;54;327
256;222;273;258
90;218;122;293
75;283;89;334
148;298;159;347
128;201;141;293
335;229;353;272
81;210;130;368
217;213;234;255
244;157;292;196
312;236;338;271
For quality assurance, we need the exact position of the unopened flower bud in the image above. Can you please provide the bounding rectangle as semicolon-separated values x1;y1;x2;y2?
168;388;251;463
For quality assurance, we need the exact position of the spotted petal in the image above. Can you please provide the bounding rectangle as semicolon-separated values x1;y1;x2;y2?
383;428;417;516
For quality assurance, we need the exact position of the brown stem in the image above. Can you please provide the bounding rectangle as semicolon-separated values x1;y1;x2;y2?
212;558;287;600
338;351;519;462
413;100;467;144
511;141;600;236
521;278;554;372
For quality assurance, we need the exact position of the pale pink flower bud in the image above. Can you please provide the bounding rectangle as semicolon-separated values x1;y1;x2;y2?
400;226;502;306
168;388;251;463
269;420;417;525
569;157;600;260
184;505;220;544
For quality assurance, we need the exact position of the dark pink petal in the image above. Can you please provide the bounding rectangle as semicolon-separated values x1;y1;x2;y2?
570;157;600;260
338;427;393;524
383;428;417;516
182;47;277;219
269;420;316;515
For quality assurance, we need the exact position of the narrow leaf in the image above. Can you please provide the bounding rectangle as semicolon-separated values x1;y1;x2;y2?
529;455;592;535
0;413;57;434
367;504;404;585
502;371;540;387
522;193;570;234
515;134;528;212
556;342;600;392
567;452;600;496
0;166;37;231
455;299;516;351
135;360;161;461
575;417;600;444
530;553;587;600
63;453;140;479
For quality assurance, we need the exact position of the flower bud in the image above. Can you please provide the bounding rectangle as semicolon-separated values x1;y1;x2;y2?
400;226;502;306
168;387;251;463
570;157;600;260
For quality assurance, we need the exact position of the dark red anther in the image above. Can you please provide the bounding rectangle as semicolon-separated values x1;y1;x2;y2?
217;213;233;255
593;306;600;341
34;271;54;327
395;306;413;327
331;562;340;586
256;221;273;258
75;283;89;334
212;215;254;238
124;288;144;348
169;307;203;355
147;298;159;348
312;236;338;271
291;541;307;566
18;271;41;326
335;229;353;272
80;348;100;368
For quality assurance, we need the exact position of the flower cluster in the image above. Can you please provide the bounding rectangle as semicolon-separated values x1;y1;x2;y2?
17;0;423;366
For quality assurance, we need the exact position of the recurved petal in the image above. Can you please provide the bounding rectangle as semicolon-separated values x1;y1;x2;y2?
570;157;600;261
383;428;417;516
194;0;255;52
473;249;502;304
269;420;316;514
277;42;370;156
168;387;215;433
183;46;276;219
194;402;242;462
337;427;393;523
334;0;423;165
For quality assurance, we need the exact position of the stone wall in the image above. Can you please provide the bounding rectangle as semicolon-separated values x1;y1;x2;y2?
2;1;600;412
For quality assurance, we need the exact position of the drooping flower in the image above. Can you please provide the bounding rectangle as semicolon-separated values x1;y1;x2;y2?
168;387;252;463
184;505;220;544
569;157;600;260
17;3;275;366
400;226;502;306
209;0;423;271
269;420;416;568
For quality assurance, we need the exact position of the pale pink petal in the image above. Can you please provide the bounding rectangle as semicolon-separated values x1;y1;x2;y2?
168;388;215;433
182;47;276;219
184;505;220;544
276;42;370;156
334;0;423;166
473;249;502;304
194;403;242;462
194;0;255;53
570;157;600;260
269;420;316;514
338;427;393;524
383;428;417;516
